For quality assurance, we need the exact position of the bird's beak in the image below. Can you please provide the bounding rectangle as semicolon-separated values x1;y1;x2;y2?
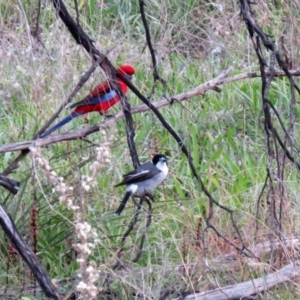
124;75;133;80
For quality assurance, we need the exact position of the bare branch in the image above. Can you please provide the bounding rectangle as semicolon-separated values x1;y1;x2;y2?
171;261;300;300
0;175;20;195
240;0;300;242
0;67;234;153
1;59;100;176
138;0;167;97
51;0;139;168
131;198;152;263
0;204;61;300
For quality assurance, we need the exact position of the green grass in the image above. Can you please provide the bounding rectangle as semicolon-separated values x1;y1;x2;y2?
1;0;300;299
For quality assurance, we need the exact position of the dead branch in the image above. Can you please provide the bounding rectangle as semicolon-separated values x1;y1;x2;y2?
2;0;137;175
51;0;139;169
98;238;300;283
240;0;300;248
1;58;101;177
0;204;61;300
0;67;233;153
139;0;167;97
171;261;300;300
2;67;300;154
0;175;20;195
1;237;299;298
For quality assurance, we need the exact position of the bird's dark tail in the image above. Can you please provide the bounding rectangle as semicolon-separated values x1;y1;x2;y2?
115;191;132;215
40;113;81;138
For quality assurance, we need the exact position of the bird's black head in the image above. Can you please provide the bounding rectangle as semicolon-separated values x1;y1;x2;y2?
152;154;167;165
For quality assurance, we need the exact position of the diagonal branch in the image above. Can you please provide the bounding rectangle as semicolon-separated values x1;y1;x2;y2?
0;68;233;153
51;0;139;168
0;175;20;195
2;59;101;176
3;67;300;155
0;204;61;300
117;72;253;256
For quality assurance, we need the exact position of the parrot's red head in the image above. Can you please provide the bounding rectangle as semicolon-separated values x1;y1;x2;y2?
117;65;135;80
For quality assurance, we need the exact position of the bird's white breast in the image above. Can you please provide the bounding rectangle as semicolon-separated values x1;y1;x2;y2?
155;161;168;178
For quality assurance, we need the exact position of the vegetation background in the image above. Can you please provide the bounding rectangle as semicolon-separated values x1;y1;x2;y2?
1;0;300;299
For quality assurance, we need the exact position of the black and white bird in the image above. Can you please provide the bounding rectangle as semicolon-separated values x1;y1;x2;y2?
115;154;168;215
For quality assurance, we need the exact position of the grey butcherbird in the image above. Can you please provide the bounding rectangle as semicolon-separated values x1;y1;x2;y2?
115;154;168;215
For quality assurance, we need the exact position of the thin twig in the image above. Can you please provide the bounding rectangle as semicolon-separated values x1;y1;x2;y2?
52;0;139;168
0;68;233;153
4;67;300;155
240;0;300;242
2;59;101;176
35;0;41;37
131;198;152;263
138;0;167;97
74;0;80;25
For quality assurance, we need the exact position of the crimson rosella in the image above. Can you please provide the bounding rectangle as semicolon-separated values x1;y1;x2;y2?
40;64;135;137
